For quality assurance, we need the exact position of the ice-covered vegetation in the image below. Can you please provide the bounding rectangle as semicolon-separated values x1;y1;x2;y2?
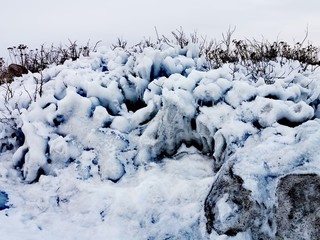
0;31;320;239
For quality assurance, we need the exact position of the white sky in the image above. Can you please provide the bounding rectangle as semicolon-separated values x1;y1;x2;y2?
1;0;320;60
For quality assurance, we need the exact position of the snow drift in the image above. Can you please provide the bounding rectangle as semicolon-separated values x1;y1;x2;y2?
0;42;320;239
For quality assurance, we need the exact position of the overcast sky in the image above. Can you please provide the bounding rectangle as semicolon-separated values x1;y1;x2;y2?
1;0;320;60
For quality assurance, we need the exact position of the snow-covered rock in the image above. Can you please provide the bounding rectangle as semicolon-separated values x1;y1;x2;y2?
205;120;320;238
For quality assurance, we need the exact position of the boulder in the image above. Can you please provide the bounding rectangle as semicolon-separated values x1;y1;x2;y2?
0;64;28;84
204;161;273;239
205;166;320;239
7;64;28;77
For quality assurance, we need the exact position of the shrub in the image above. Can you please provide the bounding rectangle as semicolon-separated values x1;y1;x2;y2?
0;29;319;83
115;27;320;83
7;40;100;73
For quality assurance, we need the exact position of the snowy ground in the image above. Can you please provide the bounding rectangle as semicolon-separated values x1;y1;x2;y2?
0;146;214;240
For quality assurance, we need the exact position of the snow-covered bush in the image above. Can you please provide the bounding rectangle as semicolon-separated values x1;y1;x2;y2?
6;41;100;73
0;38;318;184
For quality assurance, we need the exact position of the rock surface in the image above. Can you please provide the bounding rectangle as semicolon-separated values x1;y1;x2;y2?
276;174;320;239
204;161;274;239
205;170;320;239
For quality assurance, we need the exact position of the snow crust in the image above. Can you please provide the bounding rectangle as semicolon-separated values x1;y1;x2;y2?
0;42;319;239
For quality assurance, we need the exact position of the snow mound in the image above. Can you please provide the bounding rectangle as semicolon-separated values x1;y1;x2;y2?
0;42;320;239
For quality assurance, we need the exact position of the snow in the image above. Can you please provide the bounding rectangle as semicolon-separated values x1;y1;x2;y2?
225;81;257;108
215;194;235;224
232;120;320;205
0;147;214;240
0;41;319;239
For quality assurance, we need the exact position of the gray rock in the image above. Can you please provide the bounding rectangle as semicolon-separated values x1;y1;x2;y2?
276;174;320;240
205;167;320;239
204;161;274;239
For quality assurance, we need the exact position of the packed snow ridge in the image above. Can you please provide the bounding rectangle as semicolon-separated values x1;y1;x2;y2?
0;42;320;239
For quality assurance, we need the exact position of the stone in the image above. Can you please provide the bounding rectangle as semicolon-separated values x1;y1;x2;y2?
204;161;273;239
7;64;28;77
276;174;320;240
0;64;28;84
205;165;320;239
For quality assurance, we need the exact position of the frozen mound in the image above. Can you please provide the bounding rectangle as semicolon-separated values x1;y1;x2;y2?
0;42;320;239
